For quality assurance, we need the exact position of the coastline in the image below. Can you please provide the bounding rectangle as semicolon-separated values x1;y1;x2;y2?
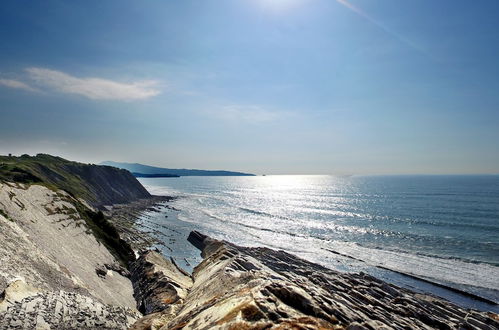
1;180;498;328
136;175;499;312
121;195;499;314
324;248;499;306
1;154;497;328
126;229;499;329
103;196;176;251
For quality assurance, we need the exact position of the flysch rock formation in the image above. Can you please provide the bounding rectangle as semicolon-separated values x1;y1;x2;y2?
129;231;499;330
0;182;141;329
0;290;139;329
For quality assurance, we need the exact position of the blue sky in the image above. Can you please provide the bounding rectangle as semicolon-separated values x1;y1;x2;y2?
0;0;498;174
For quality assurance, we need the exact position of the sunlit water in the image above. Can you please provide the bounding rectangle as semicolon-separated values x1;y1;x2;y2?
138;175;499;311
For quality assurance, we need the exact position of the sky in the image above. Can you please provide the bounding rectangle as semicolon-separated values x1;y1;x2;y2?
0;0;498;175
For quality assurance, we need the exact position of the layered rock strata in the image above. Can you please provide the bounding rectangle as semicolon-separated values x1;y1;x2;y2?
0;288;140;329
130;250;192;315
130;231;499;329
0;182;140;329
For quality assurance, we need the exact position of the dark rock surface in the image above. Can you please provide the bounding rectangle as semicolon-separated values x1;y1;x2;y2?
64;162;151;208
130;231;499;329
130;250;192;315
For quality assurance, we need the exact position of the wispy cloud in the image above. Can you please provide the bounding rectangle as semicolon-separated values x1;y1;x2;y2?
0;78;39;92
25;67;161;101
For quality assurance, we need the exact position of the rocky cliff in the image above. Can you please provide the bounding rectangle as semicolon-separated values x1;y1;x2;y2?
0;154;151;208
0;182;141;329
0;155;156;329
128;231;499;330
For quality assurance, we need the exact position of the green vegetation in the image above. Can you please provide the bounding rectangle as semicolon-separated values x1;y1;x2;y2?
0;208;13;222
0;153;150;207
79;207;135;266
0;154;95;202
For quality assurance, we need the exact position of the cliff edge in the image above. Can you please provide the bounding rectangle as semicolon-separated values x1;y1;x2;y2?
0;154;150;209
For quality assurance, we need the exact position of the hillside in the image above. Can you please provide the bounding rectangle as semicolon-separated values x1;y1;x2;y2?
0;154;151;208
100;160;255;177
0;155;150;328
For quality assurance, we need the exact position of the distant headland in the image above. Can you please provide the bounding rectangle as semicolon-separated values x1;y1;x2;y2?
131;172;180;178
100;161;255;177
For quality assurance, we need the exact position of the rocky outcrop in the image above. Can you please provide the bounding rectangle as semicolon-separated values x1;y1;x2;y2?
130;250;193;315
130;231;499;329
0;182;140;328
103;196;174;250
0;282;140;329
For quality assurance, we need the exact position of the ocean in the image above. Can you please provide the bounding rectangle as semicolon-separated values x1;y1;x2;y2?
137;175;499;312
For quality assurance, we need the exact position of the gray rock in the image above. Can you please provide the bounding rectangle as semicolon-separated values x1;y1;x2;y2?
0;290;140;329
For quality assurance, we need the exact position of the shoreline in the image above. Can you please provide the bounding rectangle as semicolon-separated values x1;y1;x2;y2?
325;248;499;306
126;230;499;329
110;194;499;314
3;178;496;328
104;195;176;251
119;196;499;312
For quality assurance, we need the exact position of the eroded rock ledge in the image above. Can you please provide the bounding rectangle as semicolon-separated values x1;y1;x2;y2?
130;231;499;330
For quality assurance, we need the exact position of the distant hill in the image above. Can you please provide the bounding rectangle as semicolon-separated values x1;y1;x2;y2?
100;161;255;177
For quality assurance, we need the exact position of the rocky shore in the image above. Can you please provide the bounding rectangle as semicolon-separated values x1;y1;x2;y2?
2;181;499;329
0;155;153;329
103;196;175;251
128;231;499;329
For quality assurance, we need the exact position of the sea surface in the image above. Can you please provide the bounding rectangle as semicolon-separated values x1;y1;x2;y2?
137;175;499;312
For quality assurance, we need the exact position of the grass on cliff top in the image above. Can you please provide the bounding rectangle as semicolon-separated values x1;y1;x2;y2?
0;153;97;203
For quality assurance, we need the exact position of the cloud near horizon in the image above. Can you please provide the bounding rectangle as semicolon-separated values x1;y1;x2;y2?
25;67;161;101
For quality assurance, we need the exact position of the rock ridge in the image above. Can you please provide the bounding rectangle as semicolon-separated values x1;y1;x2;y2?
129;231;499;329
